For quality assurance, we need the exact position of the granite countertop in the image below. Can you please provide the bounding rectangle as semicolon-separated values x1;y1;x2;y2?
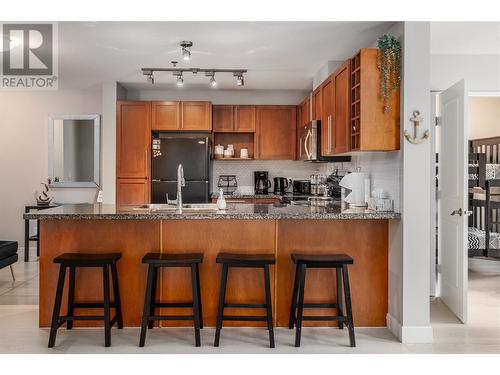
24;203;400;220
210;193;283;199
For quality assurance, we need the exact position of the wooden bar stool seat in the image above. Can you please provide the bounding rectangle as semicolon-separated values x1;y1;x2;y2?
214;252;276;348
139;252;204;347
48;252;123;348
289;253;355;347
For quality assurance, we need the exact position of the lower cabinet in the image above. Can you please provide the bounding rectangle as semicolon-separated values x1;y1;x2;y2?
116;178;149;206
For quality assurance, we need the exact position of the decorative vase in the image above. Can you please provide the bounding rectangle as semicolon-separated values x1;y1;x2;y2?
34;181;53;206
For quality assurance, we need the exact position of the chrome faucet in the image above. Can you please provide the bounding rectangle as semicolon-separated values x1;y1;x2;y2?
176;164;185;213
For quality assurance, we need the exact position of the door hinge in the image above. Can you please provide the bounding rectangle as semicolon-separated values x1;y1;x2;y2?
435;116;441;126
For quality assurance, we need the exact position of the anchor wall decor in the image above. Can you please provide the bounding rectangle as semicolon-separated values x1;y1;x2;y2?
404;110;429;144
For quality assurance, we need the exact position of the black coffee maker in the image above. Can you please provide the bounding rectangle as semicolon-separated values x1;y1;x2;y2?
273;177;289;195
254;171;271;194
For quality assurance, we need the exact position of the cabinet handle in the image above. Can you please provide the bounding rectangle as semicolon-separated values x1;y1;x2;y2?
331;116;334;152
328;116;332;153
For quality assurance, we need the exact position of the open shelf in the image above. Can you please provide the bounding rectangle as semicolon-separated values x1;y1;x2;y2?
213;132;255;160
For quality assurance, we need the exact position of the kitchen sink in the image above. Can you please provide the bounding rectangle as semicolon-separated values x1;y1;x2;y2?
133;203;219;213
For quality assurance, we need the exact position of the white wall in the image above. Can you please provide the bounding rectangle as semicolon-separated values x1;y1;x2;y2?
431;55;500;92
469;97;500;139
0;89;102;245
125;88;308;105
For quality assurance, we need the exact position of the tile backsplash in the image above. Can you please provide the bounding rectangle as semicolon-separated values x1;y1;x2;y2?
212;153;401;212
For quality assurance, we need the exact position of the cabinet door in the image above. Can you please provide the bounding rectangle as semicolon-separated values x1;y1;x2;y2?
234;105;256;132
116;178;149;206
152;101;180;130
256;106;296;160
302;96;310;125
313;88;322;121
181;102;212;131
116;101;151;178
332;62;350;154
213;105;234;132
321;78;334;156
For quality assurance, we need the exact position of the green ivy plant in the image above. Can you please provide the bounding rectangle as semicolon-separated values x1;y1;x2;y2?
377;34;401;113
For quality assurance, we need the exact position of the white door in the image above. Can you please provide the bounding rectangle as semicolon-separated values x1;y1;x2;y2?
439;79;468;323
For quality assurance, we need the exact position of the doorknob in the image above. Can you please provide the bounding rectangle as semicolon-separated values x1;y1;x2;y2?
450;208;463;216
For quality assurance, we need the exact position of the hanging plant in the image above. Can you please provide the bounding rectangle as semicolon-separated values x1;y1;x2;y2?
377;34;401;113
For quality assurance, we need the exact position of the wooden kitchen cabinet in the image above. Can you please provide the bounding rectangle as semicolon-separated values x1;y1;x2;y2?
312;87;321;121
234;105;256;132
300;96;311;126
321;76;334;156
116;101;151;178
116;178;149;206
332;61;350;154
152;101;180;130
256;105;297;160
350;48;400;151
213;105;256;132
181;101;212;131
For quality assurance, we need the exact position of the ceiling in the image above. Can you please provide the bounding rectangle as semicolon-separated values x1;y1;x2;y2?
431;22;500;55
57;22;394;91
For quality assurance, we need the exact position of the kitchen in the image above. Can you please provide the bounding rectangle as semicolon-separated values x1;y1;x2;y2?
0;20;435;359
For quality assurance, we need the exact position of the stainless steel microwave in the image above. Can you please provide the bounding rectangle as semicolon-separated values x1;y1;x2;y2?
298;120;351;162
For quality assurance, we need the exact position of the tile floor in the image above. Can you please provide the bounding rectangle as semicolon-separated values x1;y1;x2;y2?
1;252;500;353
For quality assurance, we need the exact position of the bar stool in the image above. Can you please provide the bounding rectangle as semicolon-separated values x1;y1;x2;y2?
214;252;275;348
48;253;123;348
288;253;355;347
139;253;203;347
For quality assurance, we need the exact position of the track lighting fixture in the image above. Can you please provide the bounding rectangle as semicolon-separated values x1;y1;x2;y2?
146;73;154;85
142;65;247;88
180;41;192;61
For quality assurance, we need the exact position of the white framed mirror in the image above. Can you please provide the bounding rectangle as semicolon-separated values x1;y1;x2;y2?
48;114;100;188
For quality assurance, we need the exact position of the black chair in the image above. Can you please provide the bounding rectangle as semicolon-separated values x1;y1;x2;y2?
289;253;355;347
214;252;275;348
48;253;123;348
0;241;18;281
139;253;204;347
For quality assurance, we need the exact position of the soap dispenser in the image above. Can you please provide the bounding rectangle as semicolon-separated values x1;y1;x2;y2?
216;188;227;210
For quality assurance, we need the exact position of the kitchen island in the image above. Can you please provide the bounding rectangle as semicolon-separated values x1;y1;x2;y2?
26;203;399;329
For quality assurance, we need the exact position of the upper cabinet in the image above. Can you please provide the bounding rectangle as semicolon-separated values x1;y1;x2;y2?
299;96;311;126
116;101;151;178
332;61;350;154
312;87;321;121
350;48;400;151
256;106;296;160
181;101;212;131
152;101;180;130
152;101;212;131
212;105;256;132
320;76;334;156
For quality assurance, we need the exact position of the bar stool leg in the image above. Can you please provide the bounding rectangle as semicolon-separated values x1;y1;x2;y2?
342;264;355;347
139;264;155;347
288;263;300;329
214;263;228;347
196;263;203;329
48;265;67;348
66;266;76;330
148;266;158;330
111;262;124;329
294;264;306;348
263;264;275;348
336;267;344;330
191;264;201;347
103;264;112;347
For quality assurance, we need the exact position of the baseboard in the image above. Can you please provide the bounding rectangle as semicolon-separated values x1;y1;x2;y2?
386;313;433;343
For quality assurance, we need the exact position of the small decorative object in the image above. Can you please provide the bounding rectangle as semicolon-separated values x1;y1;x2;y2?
218;175;238;194
227;144;234;157
34;179;54;206
223;149;233;158
368;189;393;212
404;110;429;144
240;147;249;159
152;138;162;158
214;144;224;159
377;34;401;113
216;188;227;210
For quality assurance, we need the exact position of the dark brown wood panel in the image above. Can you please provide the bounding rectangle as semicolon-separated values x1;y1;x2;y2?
212;105;234;132
181;101;212;131
152;101;180;130
116;178;149;206
39;220;161;327
276;220;388;327
333;62;350;154
235;105;256;132
321;78;334;156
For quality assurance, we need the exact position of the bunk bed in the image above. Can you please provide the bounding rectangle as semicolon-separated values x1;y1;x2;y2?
468;136;500;258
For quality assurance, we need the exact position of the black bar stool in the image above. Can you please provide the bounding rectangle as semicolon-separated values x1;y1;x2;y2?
214;252;275;348
48;253;123;348
139;253;203;347
288;253;355;347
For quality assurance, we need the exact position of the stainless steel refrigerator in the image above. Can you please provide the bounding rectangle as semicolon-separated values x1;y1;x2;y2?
151;132;211;203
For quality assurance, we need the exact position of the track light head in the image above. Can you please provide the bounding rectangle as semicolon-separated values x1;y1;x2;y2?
175;73;184;87
234;72;244;87
180;41;192;61
147;74;154;85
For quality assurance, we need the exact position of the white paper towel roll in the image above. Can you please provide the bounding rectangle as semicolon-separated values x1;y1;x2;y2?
339;172;366;206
